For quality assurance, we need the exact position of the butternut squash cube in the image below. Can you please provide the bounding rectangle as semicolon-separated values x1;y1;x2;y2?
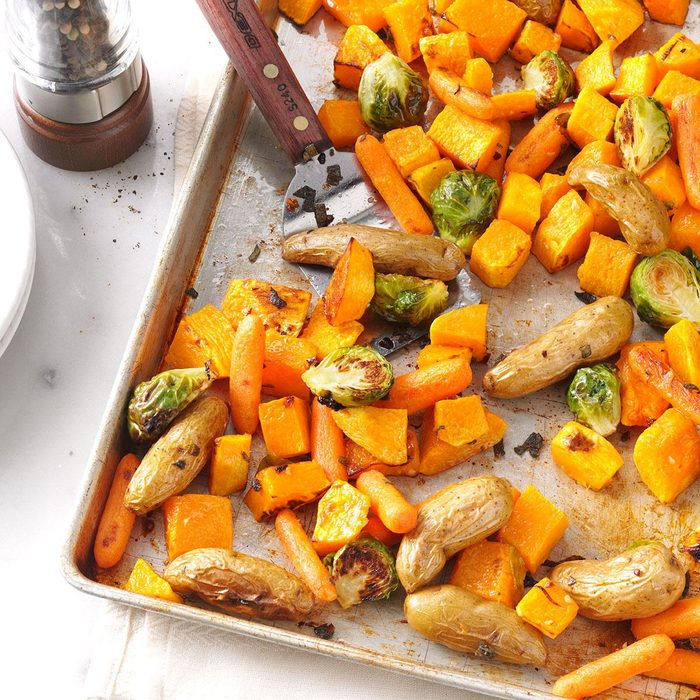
482;119;511;184
555;0;598;53
209;434;251;496
643;0;690;26
470;219;532;288
577;0;643;46
344;429;420;478
434;395;489;447
633;408;700;503
259;396;311;458
575;40;616;95
640;155;687;215
124;559;183;603
551;421;624;490
429;303;488;360
434;0;455;13
279;0;321;25
312;480;371;555
491;90;538;121
510;20;561;65
516;578;579;639
585;192;620;237
262;334;318;400
322;0;393;32
300;302;362;359
318;100;369;149
567;87;618;148
408;158;456;206
665;320;700;391
416;344;472;369
383;126;441;178
419;31;472;75
437;18;458;33
163;494;233;561
462;57;493;95
382;0;434;64
653;71;700;109
450;540;526;607
244;460;330;521
669;202;700;256
577;232;637;297
533;190;594;273
445;0;526;63
566;140;621;178
427;105;502;172
497;172;542;233
654;33;700;80
333;25;390;91
332;406;408;465
610;54;659;104
498;485;569;573
540;173;572;219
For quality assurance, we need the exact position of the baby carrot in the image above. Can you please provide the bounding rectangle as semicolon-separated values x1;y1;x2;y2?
311;398;348;483
644;648;700;687
632;597;700;640
362;514;402;547
229;314;265;434
428;69;497;121
275;508;337;602
94;453;139;568
552;634;676;698
673;95;700;210
356;469;418;534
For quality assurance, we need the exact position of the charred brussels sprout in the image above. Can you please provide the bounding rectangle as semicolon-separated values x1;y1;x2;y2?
521;50;575;110
358;53;428;132
324;536;398;608
301;345;393;407
430;171;500;254
566;364;621;436
630;250;700;330
614;97;672;177
127;365;215;443
371;273;448;326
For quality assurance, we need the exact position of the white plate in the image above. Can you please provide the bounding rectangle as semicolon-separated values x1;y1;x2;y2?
0;131;35;359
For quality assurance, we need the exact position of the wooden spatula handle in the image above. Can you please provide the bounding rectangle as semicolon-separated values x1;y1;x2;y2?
196;0;331;164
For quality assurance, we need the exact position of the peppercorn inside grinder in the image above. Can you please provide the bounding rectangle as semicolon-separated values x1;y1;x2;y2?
7;0;152;171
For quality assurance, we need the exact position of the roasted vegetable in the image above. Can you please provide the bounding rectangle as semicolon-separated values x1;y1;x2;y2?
124;396;228;515
630;250;700;330
483;296;634;399
510;0;562;24
404;585;547;665
551;542;687;621
313;480;371;555
358;53;427;132
521;50;575;110
614;97;672;177
566;364;621;436
515;578;579;639
396;475;513;593
567;163;670;256
324;536;398;608
430;171;500;254
164;548;315;621
371;274;448;326
332;406;407;464
302;346;393;407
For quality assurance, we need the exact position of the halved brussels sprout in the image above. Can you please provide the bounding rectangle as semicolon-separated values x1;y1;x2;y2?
511;0;562;24
614;96;672;177
324;536;398;608
521;50;575;110
301;345;393;407
566;363;621;436
358;53;428;132
127;365;215;443
630;250;700;330
371;273;448;326
430;171;500;254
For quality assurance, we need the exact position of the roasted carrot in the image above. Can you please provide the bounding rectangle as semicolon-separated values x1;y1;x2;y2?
428;69;496;120
376;357;472;414
355;134;434;235
645;649;700;687
275;508;337;602
505;103;573;179
673;95;700;210
94;454;139;568
229;314;265;434
628;346;700;426
632;597;700;640
362;514;403;546
552;634;676;698
356;469;418;534
311;398;348;482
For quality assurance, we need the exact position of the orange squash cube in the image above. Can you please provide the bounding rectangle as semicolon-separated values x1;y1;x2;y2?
555;0;599;53
419;31;472;75
575;40;616;95
498;485;569;573
641;156;686;215
382;0;434;63
491;91;538;121
653;71;700;109
259;396;311;458
312;480;371;555
516;578;578;638
408;158;456;207
670;202;700;256
383;126;441;178
654;33;700;80
124;559;183;603
333;25;390;91
462;58;493;95
322;0;393;32
567;86;618;148
279;0;321;25
577;0;643;46
577;232;637;297
262;334;317;400
209;434;251;496
510;20;561;64
416;344;472;369
324;237;374;326
540;173;573;219
482;119;511;184
497;172;542;233
318;100;369;149
610;54;659;104
585;192;620;237
634;408;700;503
162;494;233;561
470;219;532;288
429;304;488;360
665;320;700;388
643;0;689;25
450;540;526;607
533;190;594;273
434;395;489;447
332;406;408;465
344;428;420;478
300;302;362;360
567;140;621;177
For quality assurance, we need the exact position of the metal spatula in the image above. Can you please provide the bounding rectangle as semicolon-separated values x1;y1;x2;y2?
195;0;480;354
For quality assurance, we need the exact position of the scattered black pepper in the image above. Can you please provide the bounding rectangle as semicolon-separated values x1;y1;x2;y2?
248;243;262;263
326;164;342;186
173;459;186;469
251;478;262;492
514;432;544;458
269;288;288;308
580;344;592;359
575;291;597;305
493;440;505;459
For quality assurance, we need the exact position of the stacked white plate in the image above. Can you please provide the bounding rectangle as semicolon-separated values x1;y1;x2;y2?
0;130;35;360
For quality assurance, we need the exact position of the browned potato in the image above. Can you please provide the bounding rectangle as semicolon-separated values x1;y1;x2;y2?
124;395;228;515
164;548;315;621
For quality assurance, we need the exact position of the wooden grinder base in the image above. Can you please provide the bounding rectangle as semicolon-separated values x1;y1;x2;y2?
14;65;153;172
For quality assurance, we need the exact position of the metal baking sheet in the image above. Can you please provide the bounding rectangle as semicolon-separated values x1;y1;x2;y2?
63;4;700;698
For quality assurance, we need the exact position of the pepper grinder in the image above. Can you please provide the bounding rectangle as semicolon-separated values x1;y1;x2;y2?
6;0;153;171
